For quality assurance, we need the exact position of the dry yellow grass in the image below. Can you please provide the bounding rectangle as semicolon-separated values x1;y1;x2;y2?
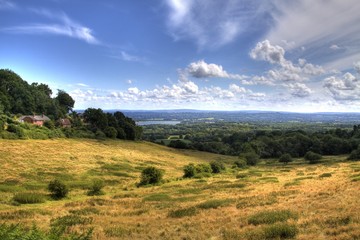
0;139;359;239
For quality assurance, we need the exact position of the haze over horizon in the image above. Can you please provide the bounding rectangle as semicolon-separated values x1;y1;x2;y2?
1;0;360;112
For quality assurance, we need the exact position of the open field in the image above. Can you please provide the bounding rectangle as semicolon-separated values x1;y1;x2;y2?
0;139;359;239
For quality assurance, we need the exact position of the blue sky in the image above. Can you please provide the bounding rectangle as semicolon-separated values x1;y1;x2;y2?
1;0;360;112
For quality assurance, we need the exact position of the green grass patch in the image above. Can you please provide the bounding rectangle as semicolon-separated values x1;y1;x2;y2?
248;209;298;225
104;226;133;238
0;210;35;220
196;199;233;209
223;183;247;188
319;173;332;178
143;193;172;202
69;207;100;216
50;214;93;228
12;192;45;204
236;195;278;209
263;223;298;239
168;207;198;218
176;188;202;195
0;184;24;192
284;181;301;187
22;182;47;190
294;176;313;181
324;216;351;227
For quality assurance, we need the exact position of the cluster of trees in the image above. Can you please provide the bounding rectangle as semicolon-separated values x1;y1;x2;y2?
0;69;74;119
82;108;142;140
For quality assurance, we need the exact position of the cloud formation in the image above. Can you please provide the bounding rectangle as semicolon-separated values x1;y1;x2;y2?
165;0;266;49
324;72;360;101
2;9;99;44
266;0;360;70
0;0;16;10
249;40;324;85
186;60;246;80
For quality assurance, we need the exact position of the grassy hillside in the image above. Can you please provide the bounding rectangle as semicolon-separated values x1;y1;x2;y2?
0;139;359;239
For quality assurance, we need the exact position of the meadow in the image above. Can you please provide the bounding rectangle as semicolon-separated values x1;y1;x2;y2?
0;139;359;239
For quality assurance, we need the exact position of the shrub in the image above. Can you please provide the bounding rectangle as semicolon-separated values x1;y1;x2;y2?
195;163;212;173
168;140;188;149
168;207;198;218
13;192;45;204
48;179;68;199
196;199;233;209
104;127;117;139
138;167;163;186
43;120;55;130
87;179;105;196
234;159;247;168
304;151;322;163
279;153;292;164
263;223;298;239
244;152;260;166
319;173;332;178
348;146;360;161
210;161;225;173
7;124;26;138
183;163;196;178
248;209;298;225
95;130;106;140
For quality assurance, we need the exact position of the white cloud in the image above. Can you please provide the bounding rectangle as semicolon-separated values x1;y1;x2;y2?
354;61;360;74
324;72;360;101
250;40;286;64
120;51;144;62
266;0;360;70
249;40;325;84
286;83;312;98
165;0;265;49
2;9;99;44
76;83;89;87
186;60;247;80
330;44;340;50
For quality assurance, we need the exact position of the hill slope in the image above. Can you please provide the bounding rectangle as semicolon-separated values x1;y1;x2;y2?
0;139;359;240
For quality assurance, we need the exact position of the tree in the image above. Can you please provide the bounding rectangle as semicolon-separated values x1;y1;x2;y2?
304;151;322;164
55;90;75;114
348;146;360;161
244;152;260;166
138;167;164;186
279;153;292;164
83;108;108;130
104;126;117;139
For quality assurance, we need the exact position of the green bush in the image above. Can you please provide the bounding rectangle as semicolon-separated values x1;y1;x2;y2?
48;179;68;199
210;161;225;173
13;192;45;204
43;120;55;130
304;151;322;163
348;146;360;161
168;207;198;218
234;159;247;168
7;124;26;138
87;179;105;196
319;173;332;178
138;167;164;186
279;153;292;164
195;163;212;173
263;223;298;239
196;199;233;209
248;209;298;225
104;127;117;139
244;152;260;166
183;163;196;178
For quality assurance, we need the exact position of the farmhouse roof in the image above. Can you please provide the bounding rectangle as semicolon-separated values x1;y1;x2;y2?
19;115;50;121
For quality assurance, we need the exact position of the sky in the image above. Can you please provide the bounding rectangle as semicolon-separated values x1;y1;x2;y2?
1;0;360;112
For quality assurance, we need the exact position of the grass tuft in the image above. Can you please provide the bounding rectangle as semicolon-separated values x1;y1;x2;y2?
12;192;45;204
168;207;198;218
196;199;233;209
248;209;298;225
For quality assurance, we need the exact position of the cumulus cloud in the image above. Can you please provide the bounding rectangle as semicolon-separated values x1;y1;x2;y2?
286;83;312;98
324;72;360;101
186;60;246;80
2;9;99;44
249;40;325;84
250;40;286;64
